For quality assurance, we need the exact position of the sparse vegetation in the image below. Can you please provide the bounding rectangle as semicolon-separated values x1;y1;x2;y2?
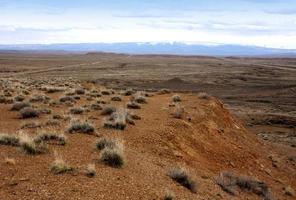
59;96;74;103
171;104;184;119
101;105;116;115
100;147;124;168
95;138;116;150
67;120;95;134
0;134;20;146
10;102;31;111
216;171;273;200
163;190;174;200
103;109;128;130
131;94;147;104
18;107;39;118
19;134;46;155
50;157;73;174
197;92;210;100
168;167;196;193
111;95;122;101
70;107;84;114
34;132;66;145
127;101;141;109
172;94;181;102
75;88;85;95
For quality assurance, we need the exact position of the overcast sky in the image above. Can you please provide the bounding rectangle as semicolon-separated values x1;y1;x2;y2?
1;0;296;48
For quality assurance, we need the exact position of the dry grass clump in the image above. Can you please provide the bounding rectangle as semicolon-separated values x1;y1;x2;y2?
158;88;171;95
46;87;64;93
111;95;122;101
70;107;84;114
59;96;74;103
101;90;111;95
34;132;66;145
10;102;31;111
172;94;181;102
95;138;116;150
90;103;102;110
216;171;273;200
14;95;25;102
67;120;95;134
103;109;129;130
99;143;124;168
101;105;116;115
18;107;39;119
0;96;14;104
171;105;184;119
197;92;210;100
121;89;134;96
50;157;73;174
168;167;196;193
0;134;20;146
29;95;50;103
84;164;96;177
19;134;47;155
163;190;175;200
131;93;147;104
127;101;141;109
75;88;85;95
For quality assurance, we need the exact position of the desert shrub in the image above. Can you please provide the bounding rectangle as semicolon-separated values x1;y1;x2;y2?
59;96;74;103
168;168;196;193
101;90;111;95
14;95;25;102
34;132;66;145
38;108;52;114
73;95;81;100
19;107;39;119
131;94;147;104
216;171;273;200
45;119;61;127
197;92;210;100
0;134;20;146
70;107;84;114
75;88;85;95
67;120;94;134
172;94;181;102
158;89;171;95
29;95;50;103
103;110;128;130
121;89;134;96
171;105;184;119
50;157;73;174
127;101;141;109
163;190;175;200
10;102;31;111
19;134;46;155
95;138;116;150
111;96;122;101
46;87;64;93
22;90;30;95
90;103;102;110
101;105;116;115
84;164;96;177
100;145;124;168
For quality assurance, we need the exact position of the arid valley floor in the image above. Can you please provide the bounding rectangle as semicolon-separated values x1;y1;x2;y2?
0;52;295;200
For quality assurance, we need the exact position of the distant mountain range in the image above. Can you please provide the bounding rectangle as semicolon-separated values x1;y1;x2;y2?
0;42;296;57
